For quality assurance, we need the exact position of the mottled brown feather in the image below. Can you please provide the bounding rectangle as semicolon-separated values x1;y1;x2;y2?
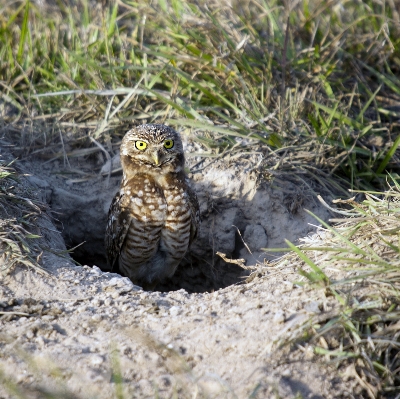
104;124;200;289
105;190;132;270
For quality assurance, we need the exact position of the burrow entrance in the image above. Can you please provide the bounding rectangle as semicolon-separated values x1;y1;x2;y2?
26;155;332;293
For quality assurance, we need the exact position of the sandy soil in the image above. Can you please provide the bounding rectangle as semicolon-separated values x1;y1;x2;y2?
0;142;358;398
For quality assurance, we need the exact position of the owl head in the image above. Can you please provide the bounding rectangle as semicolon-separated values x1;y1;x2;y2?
120;124;185;179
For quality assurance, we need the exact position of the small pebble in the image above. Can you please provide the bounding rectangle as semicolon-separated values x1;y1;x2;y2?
92;299;102;307
281;368;291;377
273;310;286;324
304;301;321;314
91;314;102;322
305;345;314;359
169;306;182;317
26;330;34;339
90;355;104;366
91;266;102;275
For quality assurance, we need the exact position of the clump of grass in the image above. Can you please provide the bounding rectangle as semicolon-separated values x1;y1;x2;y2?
0;0;399;192
271;180;400;398
0;161;45;276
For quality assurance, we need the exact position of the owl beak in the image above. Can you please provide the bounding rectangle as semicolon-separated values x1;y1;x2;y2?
151;151;160;166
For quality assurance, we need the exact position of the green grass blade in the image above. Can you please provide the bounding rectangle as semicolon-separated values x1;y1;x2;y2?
305;209;375;258
17;0;30;64
320;75;335;100
356;85;381;122
285;239;330;285
108;2;119;37
376;135;400;175
360;61;400;96
5;2;26;28
310;101;365;130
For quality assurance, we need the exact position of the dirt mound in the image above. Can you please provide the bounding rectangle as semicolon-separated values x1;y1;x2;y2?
0;144;357;398
20;146;332;293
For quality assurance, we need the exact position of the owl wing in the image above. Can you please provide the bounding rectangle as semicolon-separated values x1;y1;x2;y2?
105;190;132;270
187;185;200;245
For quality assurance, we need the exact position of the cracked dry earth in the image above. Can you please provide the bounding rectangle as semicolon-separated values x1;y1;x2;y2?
0;144;356;398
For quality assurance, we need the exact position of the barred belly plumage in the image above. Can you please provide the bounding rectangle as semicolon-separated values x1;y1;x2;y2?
117;185;193;284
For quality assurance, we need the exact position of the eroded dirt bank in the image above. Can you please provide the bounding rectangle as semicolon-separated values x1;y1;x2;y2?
21;140;332;292
0;145;357;398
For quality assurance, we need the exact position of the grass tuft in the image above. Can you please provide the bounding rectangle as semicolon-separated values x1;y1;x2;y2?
0;161;45;276
0;0;399;191
271;180;400;397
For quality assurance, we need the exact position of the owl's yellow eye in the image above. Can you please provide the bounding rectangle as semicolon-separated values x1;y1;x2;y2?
135;140;147;151
164;139;174;149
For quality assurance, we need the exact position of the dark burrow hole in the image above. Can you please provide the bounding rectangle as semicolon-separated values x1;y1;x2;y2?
65;238;248;294
46;168;253;293
50;175;249;294
46;159;332;294
42;165;256;294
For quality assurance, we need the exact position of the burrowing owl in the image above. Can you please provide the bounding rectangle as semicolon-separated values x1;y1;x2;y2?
105;124;200;290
